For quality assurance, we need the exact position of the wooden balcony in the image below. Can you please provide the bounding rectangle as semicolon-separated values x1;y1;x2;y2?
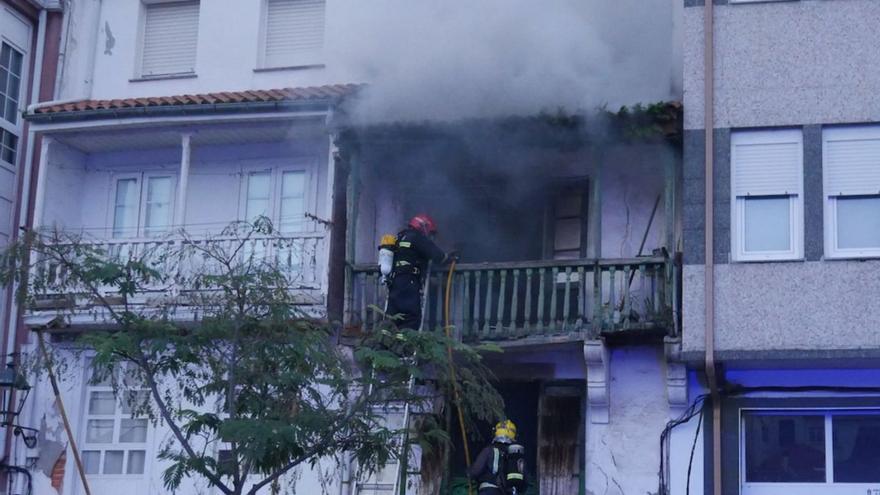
347;255;679;345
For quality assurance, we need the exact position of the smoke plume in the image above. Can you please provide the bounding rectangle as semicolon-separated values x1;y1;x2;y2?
327;0;681;123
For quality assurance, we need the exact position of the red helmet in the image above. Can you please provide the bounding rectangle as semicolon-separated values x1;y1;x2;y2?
408;214;437;235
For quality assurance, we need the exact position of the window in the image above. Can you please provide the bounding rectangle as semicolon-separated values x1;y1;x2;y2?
260;0;326;69
0;42;24;166
139;1;200;77
545;183;588;260
742;410;880;492
81;368;150;476
111;174;175;238
242;169;309;233
731;130;804;261
0;43;23;125
823;126;880;258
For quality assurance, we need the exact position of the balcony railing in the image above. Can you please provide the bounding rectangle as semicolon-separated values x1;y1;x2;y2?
347;255;678;342
32;233;327;306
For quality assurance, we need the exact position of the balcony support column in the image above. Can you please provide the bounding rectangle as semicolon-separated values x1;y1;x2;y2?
32;136;53;230
174;133;192;228
588;146;603;259
584;340;610;424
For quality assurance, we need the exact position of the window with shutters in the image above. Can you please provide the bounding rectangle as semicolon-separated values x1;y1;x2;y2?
260;0;326;69
138;1;200;78
731;129;804;261
823;126;880;258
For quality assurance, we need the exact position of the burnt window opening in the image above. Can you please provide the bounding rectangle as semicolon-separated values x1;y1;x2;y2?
544;180;589;261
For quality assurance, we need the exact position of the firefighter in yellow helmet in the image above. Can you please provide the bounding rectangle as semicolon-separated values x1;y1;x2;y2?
468;420;525;494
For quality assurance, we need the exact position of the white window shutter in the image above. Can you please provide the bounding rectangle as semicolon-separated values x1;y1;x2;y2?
824;127;880;196
732;130;802;197
141;1;200;77
264;0;325;68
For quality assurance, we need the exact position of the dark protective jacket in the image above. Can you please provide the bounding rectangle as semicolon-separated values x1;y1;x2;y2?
468;444;505;492
392;228;447;278
386;228;447;330
468;443;529;494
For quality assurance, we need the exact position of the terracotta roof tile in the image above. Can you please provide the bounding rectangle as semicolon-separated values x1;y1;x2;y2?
30;83;363;120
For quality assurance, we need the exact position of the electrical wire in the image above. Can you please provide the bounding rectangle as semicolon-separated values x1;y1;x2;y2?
658;383;880;495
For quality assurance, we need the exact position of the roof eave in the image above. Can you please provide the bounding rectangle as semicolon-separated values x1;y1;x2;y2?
24;98;339;124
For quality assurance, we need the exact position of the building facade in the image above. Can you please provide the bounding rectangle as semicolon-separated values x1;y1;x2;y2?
679;1;880;494
0;0;824;495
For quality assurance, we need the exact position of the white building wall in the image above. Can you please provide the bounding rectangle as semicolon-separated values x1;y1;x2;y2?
585;346;674;495
42;141;87;229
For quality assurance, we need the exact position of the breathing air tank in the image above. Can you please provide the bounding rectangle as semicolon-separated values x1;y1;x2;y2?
378;234;397;283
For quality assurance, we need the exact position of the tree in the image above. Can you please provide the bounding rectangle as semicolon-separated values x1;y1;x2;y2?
1;219;503;495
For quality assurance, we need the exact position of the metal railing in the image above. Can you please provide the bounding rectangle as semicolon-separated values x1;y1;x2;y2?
34;233;327;300
347;255;677;341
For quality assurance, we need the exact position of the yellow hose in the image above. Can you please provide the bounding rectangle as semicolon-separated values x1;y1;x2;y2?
444;260;473;495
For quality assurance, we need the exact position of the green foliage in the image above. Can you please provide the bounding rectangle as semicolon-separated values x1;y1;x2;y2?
2;220;504;495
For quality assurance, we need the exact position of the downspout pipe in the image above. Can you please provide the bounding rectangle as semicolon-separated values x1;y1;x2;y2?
703;1;722;495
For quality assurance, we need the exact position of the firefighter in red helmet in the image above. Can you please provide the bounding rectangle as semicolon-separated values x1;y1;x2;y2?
387;214;458;330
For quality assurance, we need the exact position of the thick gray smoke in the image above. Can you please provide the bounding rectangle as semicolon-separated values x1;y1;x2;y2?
326;0;681;123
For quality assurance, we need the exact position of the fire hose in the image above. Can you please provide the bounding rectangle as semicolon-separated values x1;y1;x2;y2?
443;260;474;495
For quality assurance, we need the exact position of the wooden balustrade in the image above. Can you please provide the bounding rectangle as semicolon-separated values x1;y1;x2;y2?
347;256;677;342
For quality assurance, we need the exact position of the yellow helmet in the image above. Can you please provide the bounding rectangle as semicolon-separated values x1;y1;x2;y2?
494;419;517;443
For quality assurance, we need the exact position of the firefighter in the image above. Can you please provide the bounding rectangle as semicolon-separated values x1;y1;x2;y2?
468;420;519;495
386;214;457;330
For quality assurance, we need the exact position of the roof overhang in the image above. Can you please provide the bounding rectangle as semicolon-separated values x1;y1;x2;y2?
24;84;363;129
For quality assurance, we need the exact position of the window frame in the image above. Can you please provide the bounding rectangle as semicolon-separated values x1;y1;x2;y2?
237;161;316;233
822;126;880;259
108;171;177;239
135;0;201;80
730;129;804;262
0;8;32;172
79;360;153;479
256;0;327;70
739;407;880;494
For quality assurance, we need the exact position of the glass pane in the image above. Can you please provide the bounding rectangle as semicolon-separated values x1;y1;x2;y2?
0;69;7;93
744;413;826;483
5;98;16;123
119;419;148;443
8;74;19;99
144;176;172;235
246;173;271;221
89;391;117;415
0;45;9;68
744;196;791;252
280;172;306;232
281;171;305;199
121;390;150;414
833;414;880;482
9;50;22;76
86;419;115;443
127;450;146;474
83;451;101;474
837;196;880;250
113;179;140;237
103;450;124;475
